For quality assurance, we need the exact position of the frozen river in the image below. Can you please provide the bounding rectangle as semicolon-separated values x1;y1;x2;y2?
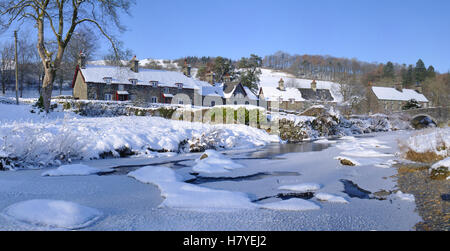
0;131;423;231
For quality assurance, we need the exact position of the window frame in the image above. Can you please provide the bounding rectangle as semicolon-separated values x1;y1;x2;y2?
105;94;113;101
104;77;112;85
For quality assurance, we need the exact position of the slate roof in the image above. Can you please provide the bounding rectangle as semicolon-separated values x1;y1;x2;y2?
298;88;334;102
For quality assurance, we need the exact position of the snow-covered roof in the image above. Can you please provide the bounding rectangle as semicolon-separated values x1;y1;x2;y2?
200;84;258;100
243;86;259;100
200;85;224;97
372;87;429;102
79;65;211;90
258;68;343;102
117;91;129;95
260;87;305;102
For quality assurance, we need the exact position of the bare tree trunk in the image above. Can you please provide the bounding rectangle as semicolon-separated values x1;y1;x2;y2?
42;68;55;112
59;75;63;96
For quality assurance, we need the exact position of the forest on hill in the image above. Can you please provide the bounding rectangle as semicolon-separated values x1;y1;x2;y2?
171;51;449;108
1;29;448;109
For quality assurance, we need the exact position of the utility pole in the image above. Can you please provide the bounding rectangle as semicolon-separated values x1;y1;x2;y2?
14;31;19;105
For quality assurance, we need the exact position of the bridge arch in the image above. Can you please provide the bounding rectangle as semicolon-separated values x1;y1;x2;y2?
410;114;437;129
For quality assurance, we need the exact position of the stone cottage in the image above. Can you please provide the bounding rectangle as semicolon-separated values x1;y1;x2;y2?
367;82;429;114
72;55;212;106
72;54;261;108
198;72;259;107
258;78;339;112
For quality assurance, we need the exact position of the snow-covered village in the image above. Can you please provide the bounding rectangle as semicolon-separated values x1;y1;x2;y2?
0;0;449;235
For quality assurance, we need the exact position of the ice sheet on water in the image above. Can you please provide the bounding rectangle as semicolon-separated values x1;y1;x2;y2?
260;198;320;211
315;193;349;204
278;183;322;193
340;150;394;158
128;166;256;211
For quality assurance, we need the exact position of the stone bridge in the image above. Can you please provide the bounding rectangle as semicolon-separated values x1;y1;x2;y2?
394;107;450;127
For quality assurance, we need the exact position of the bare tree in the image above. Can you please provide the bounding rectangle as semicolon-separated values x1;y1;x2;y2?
55;27;99;95
103;40;133;66
285;78;298;88
0;0;135;112
0;42;14;95
17;31;35;97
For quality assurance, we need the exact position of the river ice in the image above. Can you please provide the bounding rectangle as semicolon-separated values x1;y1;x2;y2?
0;131;422;230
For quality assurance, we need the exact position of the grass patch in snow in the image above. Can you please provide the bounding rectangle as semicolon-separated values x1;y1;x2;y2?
404;150;444;164
398;128;449;163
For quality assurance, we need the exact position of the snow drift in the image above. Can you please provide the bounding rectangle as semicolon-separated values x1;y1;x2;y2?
2;199;102;230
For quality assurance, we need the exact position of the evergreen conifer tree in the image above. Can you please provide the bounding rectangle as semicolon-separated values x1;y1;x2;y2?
414;59;427;83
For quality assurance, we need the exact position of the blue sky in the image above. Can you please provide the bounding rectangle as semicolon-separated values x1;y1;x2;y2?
110;0;449;72
0;0;448;72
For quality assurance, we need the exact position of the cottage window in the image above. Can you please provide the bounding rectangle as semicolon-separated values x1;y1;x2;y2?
245;101;250;105
129;79;137;85
151;96;158;103
105;94;113;101
178;100;184;105
150;81;158;87
163;87;169;94
104;77;112;85
176;83;183;89
118;85;124;91
234;101;238;105
211;101;216;107
290;99;295;104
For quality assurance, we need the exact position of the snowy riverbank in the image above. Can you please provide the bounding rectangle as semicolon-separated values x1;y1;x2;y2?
0;102;279;170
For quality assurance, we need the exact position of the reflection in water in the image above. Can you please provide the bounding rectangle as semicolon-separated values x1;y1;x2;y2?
253;192;315;203
246;142;332;159
340;179;372;199
100;159;191;176
186;171;301;185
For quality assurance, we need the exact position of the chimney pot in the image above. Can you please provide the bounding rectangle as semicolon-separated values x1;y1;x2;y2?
130;56;139;73
311;80;317;92
78;51;86;69
278;78;285;91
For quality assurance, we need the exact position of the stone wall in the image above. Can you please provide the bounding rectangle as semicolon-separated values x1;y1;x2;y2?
86;82;197;105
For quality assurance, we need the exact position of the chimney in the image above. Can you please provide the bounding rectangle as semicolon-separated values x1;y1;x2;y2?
223;73;231;83
395;82;403;92
78;51;86;69
311;80;317;92
183;59;191;77
278;78;285;91
206;71;215;85
130;56;139;73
